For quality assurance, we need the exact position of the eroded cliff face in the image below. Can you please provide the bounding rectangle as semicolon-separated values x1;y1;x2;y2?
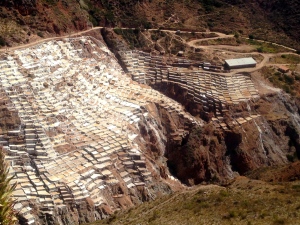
164;91;300;185
1;29;299;224
108;29;300;186
0;35;203;224
13;99;195;225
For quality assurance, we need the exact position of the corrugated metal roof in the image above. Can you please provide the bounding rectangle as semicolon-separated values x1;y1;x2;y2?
225;57;256;67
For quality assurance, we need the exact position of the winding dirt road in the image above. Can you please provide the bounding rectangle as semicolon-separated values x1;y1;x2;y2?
0;26;298;76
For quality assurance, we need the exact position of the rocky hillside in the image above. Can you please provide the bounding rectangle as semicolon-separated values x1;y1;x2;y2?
0;1;299;225
0;31;205;224
1;29;298;224
88;175;300;225
102;28;300;186
0;0;299;49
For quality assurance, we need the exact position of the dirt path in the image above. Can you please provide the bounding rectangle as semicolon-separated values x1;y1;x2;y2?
0;26;297;77
245;38;297;52
1;26;296;55
0;27;103;53
187;34;234;47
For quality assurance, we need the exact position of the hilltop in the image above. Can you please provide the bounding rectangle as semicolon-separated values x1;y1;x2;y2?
0;0;299;50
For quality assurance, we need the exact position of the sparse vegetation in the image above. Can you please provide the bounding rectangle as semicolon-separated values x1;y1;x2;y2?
87;177;300;225
0;36;6;46
247;39;289;53
37;31;44;38
112;29;142;49
249;34;254;40
271;54;300;65
43;0;57;6
196;37;238;46
261;66;300;96
198;0;223;12
0;148;17;225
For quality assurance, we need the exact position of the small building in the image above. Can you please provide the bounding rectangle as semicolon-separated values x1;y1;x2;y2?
177;51;184;56
278;65;289;73
224;57;257;69
203;62;211;67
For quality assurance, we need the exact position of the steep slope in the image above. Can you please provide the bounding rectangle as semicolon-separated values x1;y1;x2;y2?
0;33;201;224
0;0;299;49
102;28;300;186
74;29;300;223
88;176;300;225
0;1;299;224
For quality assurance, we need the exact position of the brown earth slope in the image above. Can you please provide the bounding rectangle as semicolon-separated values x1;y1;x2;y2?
0;0;299;49
88;176;300;225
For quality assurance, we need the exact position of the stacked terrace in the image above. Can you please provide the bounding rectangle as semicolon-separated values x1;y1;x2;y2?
0;37;200;222
119;50;262;127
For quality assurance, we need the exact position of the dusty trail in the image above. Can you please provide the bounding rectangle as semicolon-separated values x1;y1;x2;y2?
187;34;234;47
0;27;104;53
0;26;298;76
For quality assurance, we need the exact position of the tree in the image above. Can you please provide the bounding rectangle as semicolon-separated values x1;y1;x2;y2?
0;36;6;47
0;148;17;225
248;34;254;39
257;46;264;53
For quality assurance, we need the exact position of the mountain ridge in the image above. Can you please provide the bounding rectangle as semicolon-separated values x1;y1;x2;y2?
0;0;299;49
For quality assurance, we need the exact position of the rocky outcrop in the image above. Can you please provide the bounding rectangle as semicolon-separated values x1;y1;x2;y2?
164;92;300;185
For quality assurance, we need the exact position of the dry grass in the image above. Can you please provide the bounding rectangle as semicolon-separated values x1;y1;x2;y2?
270;55;300;65
195;37;238;46
0;19;26;43
246;39;291;53
260;66;300;96
87;177;300;225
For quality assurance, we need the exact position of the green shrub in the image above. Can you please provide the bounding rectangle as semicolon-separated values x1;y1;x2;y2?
44;0;57;6
273;218;286;225
219;189;229;197
89;14;98;27
286;154;295;162
143;21;152;29
283;74;294;85
257;46;263;53
207;22;215;28
229;211;237;218
274;72;281;76
0;36;6;46
37;31;44;38
113;27;122;35
282;84;291;93
0;148;17;225
105;10;115;22
151;34;158;41
292;184;300;190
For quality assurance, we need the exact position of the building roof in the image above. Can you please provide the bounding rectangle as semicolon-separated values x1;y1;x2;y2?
278;65;289;72
225;57;256;67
